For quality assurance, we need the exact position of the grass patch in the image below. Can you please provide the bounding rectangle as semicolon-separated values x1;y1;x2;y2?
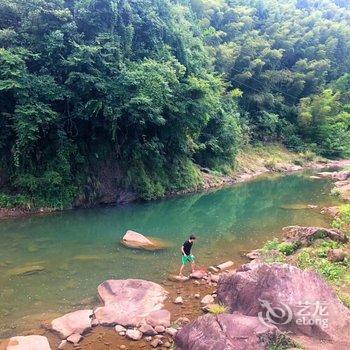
261;238;300;261
296;244;349;285
207;303;229;315
332;204;350;233
268;332;302;350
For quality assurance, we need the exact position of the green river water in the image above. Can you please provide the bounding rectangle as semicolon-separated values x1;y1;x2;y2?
0;172;341;338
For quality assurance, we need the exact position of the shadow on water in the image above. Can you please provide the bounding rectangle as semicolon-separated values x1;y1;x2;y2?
0;172;341;337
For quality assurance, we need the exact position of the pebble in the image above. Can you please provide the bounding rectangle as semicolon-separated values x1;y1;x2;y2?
201;294;215;305
126;329;143;341
115;325;127;333
175;317;190;326
194;294;200;299
139;323;157;336
150;338;162;348
194;280;200;285
145;336;152;342
67;334;82;345
155;325;165;333
164;341;172;348
120;346;126;350
119;331;126;336
58;340;67;349
174;296;184;304
165;327;178;337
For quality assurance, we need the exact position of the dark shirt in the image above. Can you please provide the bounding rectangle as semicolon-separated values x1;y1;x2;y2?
182;240;193;255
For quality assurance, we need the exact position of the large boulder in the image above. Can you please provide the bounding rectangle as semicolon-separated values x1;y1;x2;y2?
95;279;168;326
282;226;348;245
121;230;167;250
175;313;281;350
217;263;350;346
51;309;93;339
6;335;51;350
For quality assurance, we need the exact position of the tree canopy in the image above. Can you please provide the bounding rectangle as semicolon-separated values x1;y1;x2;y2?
0;0;349;207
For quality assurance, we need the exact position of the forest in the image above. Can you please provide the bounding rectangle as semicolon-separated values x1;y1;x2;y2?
0;0;349;208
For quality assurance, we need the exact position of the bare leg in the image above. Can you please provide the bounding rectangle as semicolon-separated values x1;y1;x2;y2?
179;264;185;277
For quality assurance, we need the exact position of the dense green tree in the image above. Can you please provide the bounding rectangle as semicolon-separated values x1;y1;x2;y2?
0;0;349;209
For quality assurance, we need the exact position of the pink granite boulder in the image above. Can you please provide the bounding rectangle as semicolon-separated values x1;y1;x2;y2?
51;309;93;339
175;313;281;350
6;335;51;350
95;279;168;326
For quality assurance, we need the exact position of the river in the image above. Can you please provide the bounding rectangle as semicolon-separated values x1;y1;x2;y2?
0;171;341;338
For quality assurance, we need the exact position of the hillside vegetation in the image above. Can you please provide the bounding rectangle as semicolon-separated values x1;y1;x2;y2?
0;0;349;208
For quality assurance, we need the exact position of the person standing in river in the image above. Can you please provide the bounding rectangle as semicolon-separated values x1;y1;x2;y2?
179;234;196;277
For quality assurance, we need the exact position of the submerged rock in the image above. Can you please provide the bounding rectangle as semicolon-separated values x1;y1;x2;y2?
216;261;234;270
175;313;281;350
51;309;93;339
217;263;350;346
121;230;167;250
95;279;168;326
8;265;45;276
280;204;313;210
6;335;51;350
